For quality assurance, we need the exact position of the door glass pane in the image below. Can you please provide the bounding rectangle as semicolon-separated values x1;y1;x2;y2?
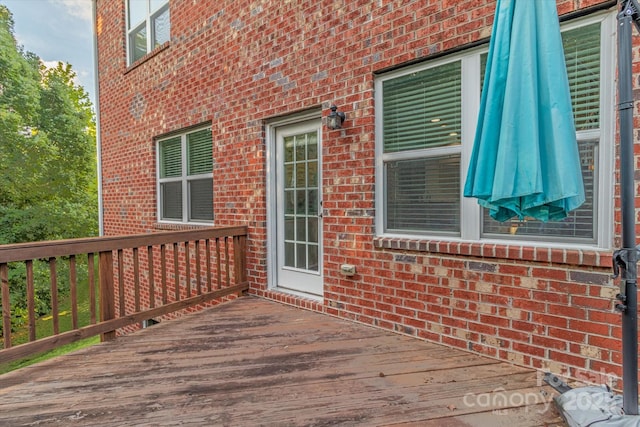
308;134;318;159
284;217;294;240
296;217;306;241
308;244;318;272
307;190;318;215
308;161;317;187
296;243;307;269
296;190;306;214
296;135;306;161
285;164;294;187
284;136;294;162
308;218;318;243
285;190;295;214
285;242;295;267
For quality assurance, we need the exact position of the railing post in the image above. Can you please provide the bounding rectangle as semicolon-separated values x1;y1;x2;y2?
99;250;116;342
1;263;11;349
233;234;248;295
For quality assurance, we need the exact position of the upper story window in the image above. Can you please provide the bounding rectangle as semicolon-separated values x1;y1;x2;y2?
157;126;214;224
375;12;615;248
127;0;170;64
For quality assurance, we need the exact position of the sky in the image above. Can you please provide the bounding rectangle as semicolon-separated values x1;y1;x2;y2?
1;0;95;105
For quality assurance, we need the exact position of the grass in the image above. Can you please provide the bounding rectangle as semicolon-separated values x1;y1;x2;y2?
0;336;100;374
0;261;100;375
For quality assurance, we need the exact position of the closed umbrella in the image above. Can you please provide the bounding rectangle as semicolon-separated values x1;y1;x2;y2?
463;0;585;222
466;0;640;421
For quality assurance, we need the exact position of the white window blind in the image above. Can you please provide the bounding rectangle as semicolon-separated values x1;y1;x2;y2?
383;61;462;153
382;61;462;234
187;128;214;222
386;155;461;234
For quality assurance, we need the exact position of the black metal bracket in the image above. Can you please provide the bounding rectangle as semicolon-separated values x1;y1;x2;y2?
621;0;640;33
543;372;572;394
612;246;640;312
618;101;634;111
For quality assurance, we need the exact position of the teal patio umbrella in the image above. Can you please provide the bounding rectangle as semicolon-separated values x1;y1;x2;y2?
463;0;585;222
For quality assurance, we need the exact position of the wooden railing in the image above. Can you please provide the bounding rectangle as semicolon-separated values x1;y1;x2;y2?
0;226;248;364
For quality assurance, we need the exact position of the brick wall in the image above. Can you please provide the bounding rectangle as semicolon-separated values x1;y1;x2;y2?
97;0;632;389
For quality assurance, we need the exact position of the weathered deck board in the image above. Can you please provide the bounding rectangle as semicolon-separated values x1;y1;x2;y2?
0;297;564;426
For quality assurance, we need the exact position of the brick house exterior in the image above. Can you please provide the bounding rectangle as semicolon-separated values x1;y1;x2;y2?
95;0;630;389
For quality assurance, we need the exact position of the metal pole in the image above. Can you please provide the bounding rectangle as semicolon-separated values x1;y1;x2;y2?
617;1;639;415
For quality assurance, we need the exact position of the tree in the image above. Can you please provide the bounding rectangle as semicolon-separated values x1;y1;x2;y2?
0;5;98;333
0;5;98;244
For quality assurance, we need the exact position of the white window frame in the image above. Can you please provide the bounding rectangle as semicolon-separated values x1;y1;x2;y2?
375;11;616;250
156;126;214;225
126;0;170;65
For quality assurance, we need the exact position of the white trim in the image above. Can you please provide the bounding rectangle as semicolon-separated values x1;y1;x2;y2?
461;51;483;241
92;0;104;236
265;110;323;296
126;0;169;65
596;11;617;250
156;125;213;225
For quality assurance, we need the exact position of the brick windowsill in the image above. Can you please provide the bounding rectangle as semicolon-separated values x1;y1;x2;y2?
373;237;612;269
125;41;170;74
153;222;213;231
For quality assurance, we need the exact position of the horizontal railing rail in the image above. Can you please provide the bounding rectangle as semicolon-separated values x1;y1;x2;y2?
0;226;248;364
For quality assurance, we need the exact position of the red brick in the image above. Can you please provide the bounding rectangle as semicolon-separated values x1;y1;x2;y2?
547;327;586;344
570;318;610;336
549;350;587;368
532;335;568;351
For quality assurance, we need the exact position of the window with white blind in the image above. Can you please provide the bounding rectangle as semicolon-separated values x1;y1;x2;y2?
127;0;170;65
375;13;615;247
157;126;213;223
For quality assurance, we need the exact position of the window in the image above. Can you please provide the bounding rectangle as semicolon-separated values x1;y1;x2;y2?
375;13;615;247
127;0;170;64
157;126;213;223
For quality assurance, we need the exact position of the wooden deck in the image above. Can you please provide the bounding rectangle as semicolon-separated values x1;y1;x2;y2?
0;297;564;426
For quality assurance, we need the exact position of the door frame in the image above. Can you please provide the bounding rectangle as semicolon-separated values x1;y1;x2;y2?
265;108;324;300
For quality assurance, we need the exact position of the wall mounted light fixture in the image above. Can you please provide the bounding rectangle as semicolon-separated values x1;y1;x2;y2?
327;104;346;130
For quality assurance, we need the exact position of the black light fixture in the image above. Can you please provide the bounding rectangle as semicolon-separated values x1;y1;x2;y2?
327;104;346;130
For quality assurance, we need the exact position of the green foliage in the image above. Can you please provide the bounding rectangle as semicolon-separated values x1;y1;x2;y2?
5;261;62;331
0;5;99;335
0;5;98;243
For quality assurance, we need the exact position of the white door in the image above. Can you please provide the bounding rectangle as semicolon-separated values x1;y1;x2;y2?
274;120;323;297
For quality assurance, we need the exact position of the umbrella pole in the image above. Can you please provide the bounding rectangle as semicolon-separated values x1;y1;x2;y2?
616;0;640;415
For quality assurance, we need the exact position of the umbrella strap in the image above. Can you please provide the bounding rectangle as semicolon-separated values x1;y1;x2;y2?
612;246;640;312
